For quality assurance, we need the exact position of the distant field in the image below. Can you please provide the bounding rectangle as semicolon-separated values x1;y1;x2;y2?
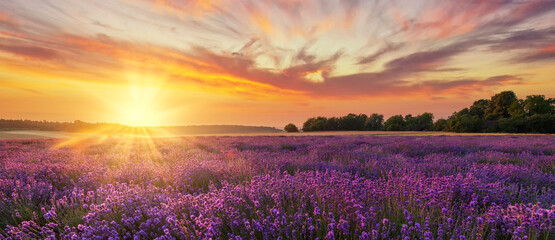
0;130;535;139
0;130;77;139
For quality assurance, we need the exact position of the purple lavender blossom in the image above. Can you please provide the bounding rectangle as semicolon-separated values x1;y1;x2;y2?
0;135;554;239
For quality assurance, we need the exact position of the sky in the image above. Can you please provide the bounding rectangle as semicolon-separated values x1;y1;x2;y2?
0;0;554;127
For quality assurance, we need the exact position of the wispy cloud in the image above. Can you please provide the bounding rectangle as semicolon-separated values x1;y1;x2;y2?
0;44;59;60
0;0;553;101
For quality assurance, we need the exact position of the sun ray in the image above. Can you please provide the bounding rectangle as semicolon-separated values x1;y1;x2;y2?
51;71;181;162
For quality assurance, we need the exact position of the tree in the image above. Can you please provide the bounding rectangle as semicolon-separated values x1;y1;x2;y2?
302;117;327;132
508;100;525;118
523;95;555;115
324;117;340;131
526;114;555;133
364;113;384;130
384;115;405;131
415;112;434;131
339;113;367;131
485;91;517;120
469;99;489;118
284;123;299;132
447;108;483;133
302;117;316;132
310;117;328;131
434;119;448;131
404;114;417;131
498;117;527;133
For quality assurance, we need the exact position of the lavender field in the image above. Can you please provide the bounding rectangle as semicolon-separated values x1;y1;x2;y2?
0;135;554;239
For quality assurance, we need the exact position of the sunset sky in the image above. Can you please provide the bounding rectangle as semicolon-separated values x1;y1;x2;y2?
1;0;554;127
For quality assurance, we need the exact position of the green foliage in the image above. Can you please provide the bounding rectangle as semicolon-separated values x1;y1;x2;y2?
433;119;448;131
416;112;434;131
384;115;406;131
284;123;299;132
523;95;555;115
339;113;367;130
302;117;328;132
469;99;489;118
485;91;517;120
404;114;417;131
403;113;434;131
498;117;527;133
447;109;483;133
299;91;554;133
302;113;380;132
365;113;384;130
324;117;340;131
438;91;555;133
526;114;555;133
508;100;525;118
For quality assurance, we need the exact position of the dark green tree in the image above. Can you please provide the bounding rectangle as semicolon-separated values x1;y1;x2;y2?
384;115;406;131
498;117;527;133
447;108;483;133
433;119;449;131
415;112;434;131
302;117;316;132
485;91;517;120
302;117;327;132
404;114;417;131
508;100;525;118
526;114;555;133
310;117;328;131
284;123;299;132
364;113;384;130
469;99;489;118
324;117;340;131
523;95;555;115
339;113;367;131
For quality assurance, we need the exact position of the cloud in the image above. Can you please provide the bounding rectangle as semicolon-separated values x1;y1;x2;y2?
0;0;548;101
390;0;503;39
357;43;402;65
514;45;555;63
384;45;464;72
311;74;523;98
0;12;18;28
490;0;555;28
0;44;59;60
489;28;555;51
166;41;521;99
390;0;555;40
142;0;221;16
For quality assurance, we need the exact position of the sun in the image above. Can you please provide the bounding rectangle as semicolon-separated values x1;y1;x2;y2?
117;85;163;127
104;72;177;127
120;102;157;127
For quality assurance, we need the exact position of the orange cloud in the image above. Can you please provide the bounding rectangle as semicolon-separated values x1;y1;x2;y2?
0;44;59;60
0;0;549;103
392;1;505;39
251;11;274;35
0;12;17;25
143;0;221;16
537;45;555;54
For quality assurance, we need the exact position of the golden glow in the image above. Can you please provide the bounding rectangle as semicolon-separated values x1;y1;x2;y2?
106;73;175;127
305;70;325;83
117;85;162;127
1;0;554;128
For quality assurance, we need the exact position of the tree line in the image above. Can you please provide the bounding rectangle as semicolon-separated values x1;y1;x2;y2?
434;91;555;133
0;119;123;132
292;112;433;132
285;91;555;133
